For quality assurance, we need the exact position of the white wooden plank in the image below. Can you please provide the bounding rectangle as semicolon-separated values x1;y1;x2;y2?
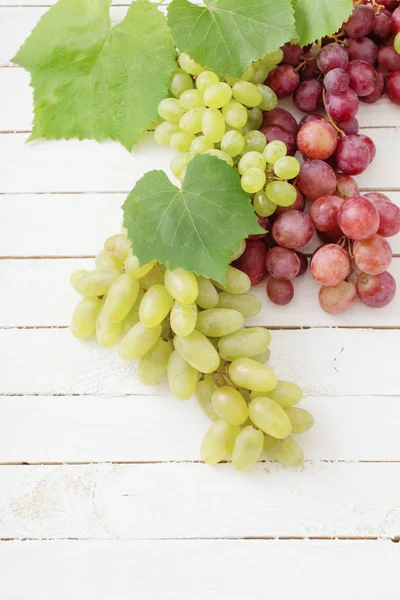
0;328;399;396
0;394;399;463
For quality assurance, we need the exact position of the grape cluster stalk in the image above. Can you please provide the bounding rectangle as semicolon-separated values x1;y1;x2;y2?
69;232;313;471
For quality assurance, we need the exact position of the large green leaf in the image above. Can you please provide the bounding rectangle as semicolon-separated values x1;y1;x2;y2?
291;0;353;46
168;0;296;77
13;0;177;151
123;155;264;283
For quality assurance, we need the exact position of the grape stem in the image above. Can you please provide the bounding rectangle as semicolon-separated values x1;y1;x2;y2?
295;40;322;73
322;88;346;137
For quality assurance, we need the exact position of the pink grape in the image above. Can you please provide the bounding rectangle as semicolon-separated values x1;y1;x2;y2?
353;235;393;275
379;0;399;11
317;43;349;74
317;227;344;244
282;43;303;66
293;80;323;113
260;124;297;156
272;211;315;249
326;89;359;122
295;252;309;276
299;114;325;127
335;135;371;175
296;160;337;201
372;9;393;41
261;107;299;136
336;173;360;199
310;195;344;231
378;46;400;71
267;278;294;305
386;70;400;105
274;187;305;216
360;71;385;104
338;195;380;240
343;5;375;38
356;271;396;308
392;6;400;35
232;240;268;285
347;37;379;64
300;61;321;81
346;61;377;96
266;65;300;99
324;68;350;94
265;247;301;280
311;244;351;286
248;216;269;240
319;280;357;315
356;134;376;162
297;120;338;160
364;193;400;237
335;117;359;135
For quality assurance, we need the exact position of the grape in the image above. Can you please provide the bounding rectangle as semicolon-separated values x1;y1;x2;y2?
282;42;303;66
205;149;234;166
261;125;297;156
229;358;278;392
346;60;378;96
221;130;245;157
203;82;232;109
257;84;278;111
157;98;185;123
356;134;376;162
379;0;398;10
378;46;400;71
178;53;204;76
293;80;323;113
71;297;103;340
310;195;344;231
372;9;393;41
170;69;194;98
139;284;174;327
252;348;271;364
263;140;287;164
311;244;351;286
343;5;375;38
232;426;264;471
253;191;277;217
249;396;292;438
180;107;205;134
295;252;309;277
196;375;219;421
196;70;219;92
348;37;379;64
393;6;400;34
241;168;266;194
249;216;269;240
319;280;357;315
273;156;300;180
95;250;124;272
266;65;300;98
395;32;400;54
264;435;304;467
356;271;396;308
200;420;239;464
338;195;380;240
217;292;262;318
272;211;315;249
196;308;244;337
195;276;219;309
364;193;400;237
136;339;173;386
323;68;350;94
250;61;270;85
74;268;119;297
300;60;321;81
317;227;344;244
285;407;314;434
317;43;349;74
123;288;145;333
190;135;214;156
175;330;220;373
238;151;266;174
361;71;385;104
170;153;192;179
275;187;305;216
179;89;205;110
96;306;122;347
125;255;155;280
70;269;89;290
266;278;294;305
104;274;140;323
232;239;268;285
299;113;325;127
104;234;131;261
266;181;298;208
211;387;249;425
232;81;263;106
167;350;199;400
222;100;248;128
118;322;161;361
170;132;195;152
213;266;251;294
335;117;359;136
336;173;360;199
353;235;393;275
246;107;263;130
261;380;302;408
326;89;359;122
201;108;226;142
164;268;198;304
219;326;271;361
170;301;197;336
242;131;266;154
230;239;246;262
335;135;371;175
386;71;400;105
261;107;299;137
296;160;337;201
266;247;301;280
297;120;338;160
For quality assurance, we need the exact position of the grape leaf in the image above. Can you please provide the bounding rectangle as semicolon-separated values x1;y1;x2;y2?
123;155;264;283
12;0;177;151
167;0;296;78
291;0;353;46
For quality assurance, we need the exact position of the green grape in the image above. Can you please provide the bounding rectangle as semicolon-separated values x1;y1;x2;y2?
96;306;122;347
174;331;220;373
140;263;166;289
123;288;145;333
250;61;270;85
246;107;263;131
196;375;219;421
165;268;199;304
70;269;89;291
257;84;278;111
170;301;197;336
167;350;199;400
195;275;219;309
253;191;277;217
104;234;131;261
157;98;185;123
104;274;140;323
74;268;120;297
118;322;161;361
170;68;194;98
213;266;251;294
263;48;284;66
71;297;103;340
211;386;249;425
170;132;195;152
285;407;314;434
180;108;206;135
232;426;264;470
179;89;205;110
274;156;300;180
125;254;155;280
170;153;192;179
241;64;256;81
200;420;240;464
230;239;246;261
221;130;245;157
139;284;173;327
238;151;266;174
190;136;214;156
217;292;261;318
95;250;124;272
204;149;233;166
178;52;205;76
218;327;271;361
136;338;173;386
263;141;287;164
241;168;266;194
265;181;297;207
196;308;244;337
232;81;263;107
394;31;400;55
225;75;240;87
202;108;226;142
196;70;220;92
242;131;266;154
252;348;271;364
249;396;292;438
265;380;303;409
264;435;304;467
204;82;232;109
229;358;278;392
154;121;180;146
222;100;248;129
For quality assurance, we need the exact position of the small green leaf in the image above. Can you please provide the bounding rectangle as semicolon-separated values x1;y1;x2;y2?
123;155;264;283
291;0;353;46
13;0;177;151
168;0;296;78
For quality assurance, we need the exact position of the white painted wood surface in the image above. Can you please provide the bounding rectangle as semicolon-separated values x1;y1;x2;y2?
1;3;400;598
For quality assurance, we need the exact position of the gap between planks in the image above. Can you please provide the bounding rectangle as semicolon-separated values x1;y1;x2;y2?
0;535;397;541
